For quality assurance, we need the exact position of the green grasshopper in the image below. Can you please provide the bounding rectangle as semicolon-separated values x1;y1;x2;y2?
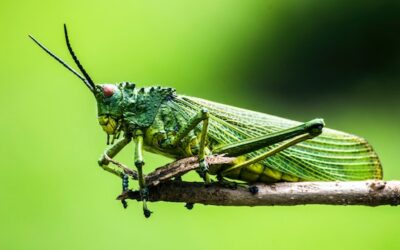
30;25;382;217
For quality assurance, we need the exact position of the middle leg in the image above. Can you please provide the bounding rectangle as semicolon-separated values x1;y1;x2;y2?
133;130;152;218
162;108;211;183
197;108;211;184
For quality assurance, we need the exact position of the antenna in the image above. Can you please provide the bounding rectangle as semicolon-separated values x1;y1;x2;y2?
29;26;96;93
63;24;96;92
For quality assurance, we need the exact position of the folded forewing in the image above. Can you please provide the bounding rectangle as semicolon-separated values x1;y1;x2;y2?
170;96;382;181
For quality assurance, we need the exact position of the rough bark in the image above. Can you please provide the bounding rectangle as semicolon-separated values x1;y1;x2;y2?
118;180;400;206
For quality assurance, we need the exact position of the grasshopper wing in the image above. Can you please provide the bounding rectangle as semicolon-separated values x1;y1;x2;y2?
171;96;382;181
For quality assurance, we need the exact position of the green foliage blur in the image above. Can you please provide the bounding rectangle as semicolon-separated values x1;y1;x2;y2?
1;1;399;249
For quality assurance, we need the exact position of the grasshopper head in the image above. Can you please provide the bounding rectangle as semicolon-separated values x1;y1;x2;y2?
95;84;124;136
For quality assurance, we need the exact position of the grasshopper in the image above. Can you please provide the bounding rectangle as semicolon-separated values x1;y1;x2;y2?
30;25;382;217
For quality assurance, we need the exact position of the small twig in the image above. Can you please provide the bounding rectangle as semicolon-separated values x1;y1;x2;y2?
105;154;236;186
118;180;400;207
145;155;235;186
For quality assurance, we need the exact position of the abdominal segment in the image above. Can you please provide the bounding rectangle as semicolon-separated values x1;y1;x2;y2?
210;155;300;183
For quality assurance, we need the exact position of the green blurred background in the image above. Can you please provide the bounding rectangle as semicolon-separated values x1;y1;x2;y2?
1;0;400;249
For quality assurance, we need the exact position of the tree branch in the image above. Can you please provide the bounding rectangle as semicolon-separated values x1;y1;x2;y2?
118;180;400;206
107;154;400;207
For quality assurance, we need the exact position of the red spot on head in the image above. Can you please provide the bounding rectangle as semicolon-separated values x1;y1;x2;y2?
103;85;115;97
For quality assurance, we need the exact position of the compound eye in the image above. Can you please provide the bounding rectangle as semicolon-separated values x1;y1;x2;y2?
103;85;115;97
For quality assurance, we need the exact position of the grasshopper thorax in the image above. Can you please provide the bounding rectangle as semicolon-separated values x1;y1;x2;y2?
95;82;176;138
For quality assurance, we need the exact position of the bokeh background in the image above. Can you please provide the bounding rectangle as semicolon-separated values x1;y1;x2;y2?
1;1;400;249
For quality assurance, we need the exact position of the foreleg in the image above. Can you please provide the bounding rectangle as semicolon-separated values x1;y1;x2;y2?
98;136;132;169
97;136;132;208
